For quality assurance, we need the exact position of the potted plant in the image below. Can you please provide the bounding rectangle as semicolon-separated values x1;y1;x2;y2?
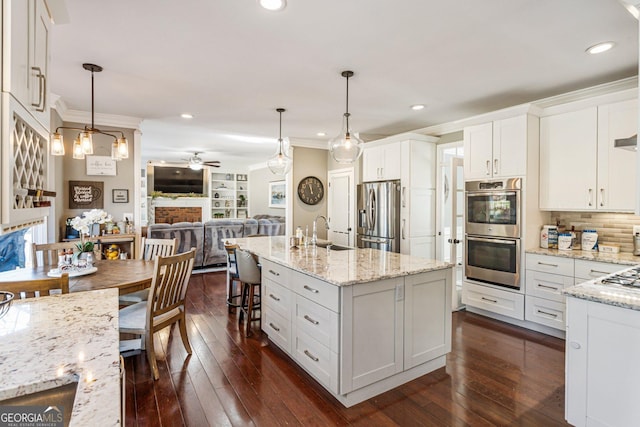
70;209;112;262
238;194;246;207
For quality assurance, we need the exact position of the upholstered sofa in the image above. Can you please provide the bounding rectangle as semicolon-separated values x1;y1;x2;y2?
147;216;285;268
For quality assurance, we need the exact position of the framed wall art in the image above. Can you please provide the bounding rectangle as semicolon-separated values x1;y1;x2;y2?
86;155;117;176
268;181;286;208
69;181;104;209
112;189;129;203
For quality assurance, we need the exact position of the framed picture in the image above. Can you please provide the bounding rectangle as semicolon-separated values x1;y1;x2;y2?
268;181;286;208
112;189;129;203
69;181;103;209
86;155;117;176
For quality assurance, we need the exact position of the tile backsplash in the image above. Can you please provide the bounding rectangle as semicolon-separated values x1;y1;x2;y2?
550;212;640;253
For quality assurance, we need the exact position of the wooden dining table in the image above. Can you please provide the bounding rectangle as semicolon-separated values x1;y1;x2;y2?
0;259;156;295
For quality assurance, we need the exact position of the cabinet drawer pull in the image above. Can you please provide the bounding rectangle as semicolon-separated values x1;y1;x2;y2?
590;269;609;275
304;349;319;362
303;285;319;294
268;269;280;276
600;188;605;207
537;309;558;318
481;296;497;303
537;262;558;267
493;158;498;175
269;322;280;332
269;293;280;302
537;283;559;291
303;315;319;325
485;160;490;176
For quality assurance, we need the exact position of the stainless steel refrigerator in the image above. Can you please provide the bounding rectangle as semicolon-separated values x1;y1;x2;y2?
357;180;401;253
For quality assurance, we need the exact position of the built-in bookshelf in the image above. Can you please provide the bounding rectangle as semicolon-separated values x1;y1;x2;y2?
211;172;249;219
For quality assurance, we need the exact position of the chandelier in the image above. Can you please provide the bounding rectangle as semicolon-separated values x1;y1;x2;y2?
50;63;129;161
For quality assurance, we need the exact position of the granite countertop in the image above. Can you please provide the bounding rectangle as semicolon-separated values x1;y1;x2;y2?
0;289;121;426
232;236;452;286
526;247;640;266
564;265;640;311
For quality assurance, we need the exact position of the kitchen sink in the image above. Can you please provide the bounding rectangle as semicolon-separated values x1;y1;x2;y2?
316;243;354;251
0;374;79;426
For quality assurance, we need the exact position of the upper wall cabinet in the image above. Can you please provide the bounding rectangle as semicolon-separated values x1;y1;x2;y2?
3;0;51;130
362;142;401;182
463;115;528;180
539;99;637;211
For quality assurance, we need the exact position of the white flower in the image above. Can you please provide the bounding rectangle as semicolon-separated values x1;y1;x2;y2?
71;209;112;235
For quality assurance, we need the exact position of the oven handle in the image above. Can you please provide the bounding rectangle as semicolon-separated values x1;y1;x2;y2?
466;191;518;198
466;236;517;245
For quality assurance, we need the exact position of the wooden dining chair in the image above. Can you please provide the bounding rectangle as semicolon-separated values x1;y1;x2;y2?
119;248;196;380
0;274;70;299
31;242;78;267
119;238;178;306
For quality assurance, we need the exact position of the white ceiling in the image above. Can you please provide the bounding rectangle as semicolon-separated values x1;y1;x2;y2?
50;0;638;169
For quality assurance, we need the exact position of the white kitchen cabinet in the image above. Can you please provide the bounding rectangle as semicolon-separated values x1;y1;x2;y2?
340;277;404;393
3;0;51;130
462;281;525;320
540;99;637;211
404;270;451;369
362;142;401;182
463;115;528;180
566;297;640;426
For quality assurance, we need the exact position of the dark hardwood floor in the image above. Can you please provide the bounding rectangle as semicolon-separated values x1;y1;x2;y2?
124;272;569;426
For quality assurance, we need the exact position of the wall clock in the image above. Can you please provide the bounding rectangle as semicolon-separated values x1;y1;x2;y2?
297;176;324;205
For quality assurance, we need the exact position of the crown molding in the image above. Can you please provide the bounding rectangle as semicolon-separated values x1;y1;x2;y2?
413;76;638;136
288;137;327;150
51;95;143;130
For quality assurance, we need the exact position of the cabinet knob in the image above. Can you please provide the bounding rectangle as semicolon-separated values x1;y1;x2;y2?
569;342;581;349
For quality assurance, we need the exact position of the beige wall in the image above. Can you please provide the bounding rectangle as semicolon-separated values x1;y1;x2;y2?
248;166;287;217
293;147;328;239
57;122;136;237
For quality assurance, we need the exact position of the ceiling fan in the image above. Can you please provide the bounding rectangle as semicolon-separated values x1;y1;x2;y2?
185;152;221;170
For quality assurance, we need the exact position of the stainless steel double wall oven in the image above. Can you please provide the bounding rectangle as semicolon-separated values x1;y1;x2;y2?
465;178;521;289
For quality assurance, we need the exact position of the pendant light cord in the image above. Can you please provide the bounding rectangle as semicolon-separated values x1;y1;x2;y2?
90;70;95;130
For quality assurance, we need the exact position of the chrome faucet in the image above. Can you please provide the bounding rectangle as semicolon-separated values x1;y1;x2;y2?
311;215;329;246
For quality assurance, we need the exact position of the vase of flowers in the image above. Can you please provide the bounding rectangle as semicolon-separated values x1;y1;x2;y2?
70;209;112;261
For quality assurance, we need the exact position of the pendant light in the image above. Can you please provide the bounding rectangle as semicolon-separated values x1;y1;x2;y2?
328;70;364;163
51;63;129;161
267;108;293;175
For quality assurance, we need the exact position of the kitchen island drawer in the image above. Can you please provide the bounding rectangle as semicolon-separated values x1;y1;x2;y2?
294;294;339;352
264;310;291;354
525;270;573;303
574;259;624;281
291;270;340;312
462;281;524;320
526;254;574;276
261;259;290;287
293;329;339;394
264;279;292;320
525;295;566;330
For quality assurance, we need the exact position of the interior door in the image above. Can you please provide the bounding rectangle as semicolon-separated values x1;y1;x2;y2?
328;168;354;246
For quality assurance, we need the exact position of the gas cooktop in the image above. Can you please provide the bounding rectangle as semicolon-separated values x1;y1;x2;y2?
598;266;640;288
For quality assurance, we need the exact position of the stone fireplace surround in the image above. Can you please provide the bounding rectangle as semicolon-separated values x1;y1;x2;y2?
148;197;212;225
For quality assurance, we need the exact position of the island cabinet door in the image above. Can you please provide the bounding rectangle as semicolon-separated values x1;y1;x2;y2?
340;277;404;394
404;270;452;369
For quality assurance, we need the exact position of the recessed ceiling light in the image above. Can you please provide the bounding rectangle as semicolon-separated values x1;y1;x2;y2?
317;132;326;137
259;0;286;11
181;113;193;119
411;104;425;111
586;42;615;54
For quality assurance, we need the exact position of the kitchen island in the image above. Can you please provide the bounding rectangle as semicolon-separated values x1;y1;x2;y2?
564;266;640;427
0;289;121;426
232;236;453;407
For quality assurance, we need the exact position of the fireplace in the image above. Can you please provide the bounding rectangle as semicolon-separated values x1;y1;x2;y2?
155;207;201;224
148;197;212;224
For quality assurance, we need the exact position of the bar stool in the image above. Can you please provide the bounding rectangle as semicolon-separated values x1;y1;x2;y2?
224;243;242;313
235;248;262;336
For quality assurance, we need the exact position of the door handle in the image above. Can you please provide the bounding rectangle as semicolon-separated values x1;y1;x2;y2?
402;187;406;208
402;219;406;240
599;188;605;207
587;188;593;207
485;160;490;176
31;67;46;112
493;159;498;175
447;238;460;244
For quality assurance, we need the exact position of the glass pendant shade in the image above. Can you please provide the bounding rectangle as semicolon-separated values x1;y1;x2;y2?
117;137;129;159
80;132;94;155
329;114;364;163
50;132;65;156
72;138;85;159
268;140;292;175
111;140;122;161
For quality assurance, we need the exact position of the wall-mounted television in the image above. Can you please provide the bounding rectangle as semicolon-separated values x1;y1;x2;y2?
151;166;204;194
